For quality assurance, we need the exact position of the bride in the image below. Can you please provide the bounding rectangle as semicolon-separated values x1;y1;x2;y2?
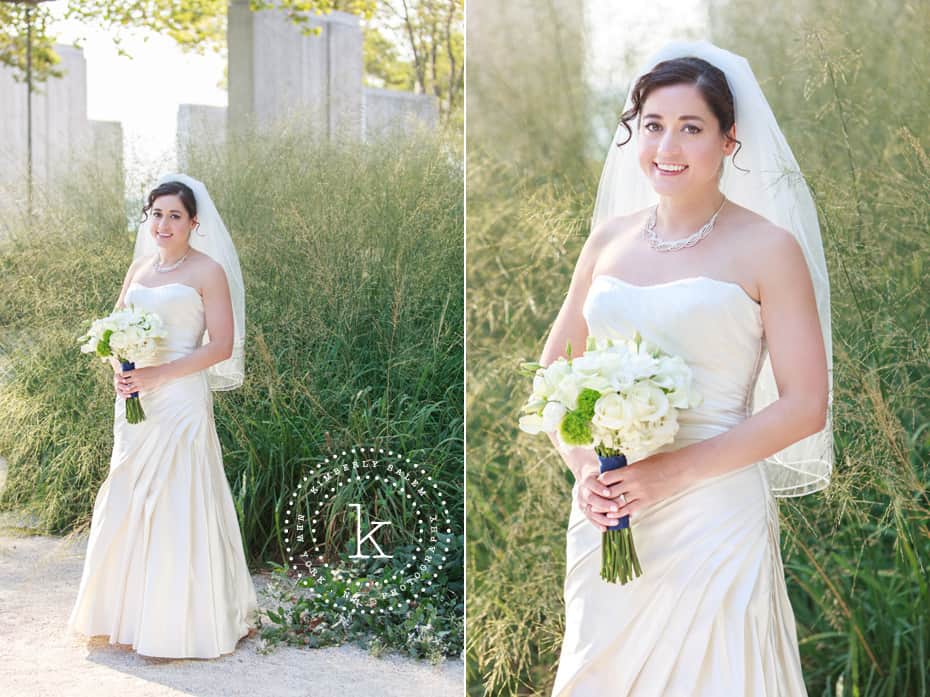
66;174;259;659
545;42;833;695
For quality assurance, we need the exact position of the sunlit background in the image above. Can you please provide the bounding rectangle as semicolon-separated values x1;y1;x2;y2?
0;1;462;218
45;1;227;195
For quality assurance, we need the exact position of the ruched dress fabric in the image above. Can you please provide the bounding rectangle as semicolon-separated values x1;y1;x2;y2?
66;282;258;659
551;274;808;697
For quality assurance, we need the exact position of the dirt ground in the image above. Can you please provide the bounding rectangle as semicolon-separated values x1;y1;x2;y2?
0;459;464;697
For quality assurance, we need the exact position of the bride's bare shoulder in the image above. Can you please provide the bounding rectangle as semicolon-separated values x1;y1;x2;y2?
588;208;651;244
188;251;228;289
725;203;808;281
725;202;789;237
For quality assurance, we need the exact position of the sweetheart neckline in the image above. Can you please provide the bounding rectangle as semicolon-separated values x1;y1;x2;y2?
128;281;203;303
592;273;761;309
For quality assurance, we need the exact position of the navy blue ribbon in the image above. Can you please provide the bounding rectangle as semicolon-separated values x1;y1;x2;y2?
121;360;139;399
598;453;630;530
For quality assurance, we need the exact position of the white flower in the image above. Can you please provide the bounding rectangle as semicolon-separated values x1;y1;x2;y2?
541;401;567;432
519;327;700;463
518;413;546;435
625;348;659;380
626;381;670;422
592;392;635;431
550;372;583;411
650;413;680;445
571;350;622;392
79;306;167;363
653;356;702;408
532;359;571;401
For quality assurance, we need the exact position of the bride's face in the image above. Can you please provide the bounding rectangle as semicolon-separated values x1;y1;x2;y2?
150;194;197;251
637;83;736;196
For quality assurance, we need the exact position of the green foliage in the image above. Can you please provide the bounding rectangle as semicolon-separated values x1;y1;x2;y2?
467;1;930;695
60;1;375;55
0;3;63;86
2;1;379;84
363;25;415;91
62;0;228;56
374;0;464;128
258;535;463;661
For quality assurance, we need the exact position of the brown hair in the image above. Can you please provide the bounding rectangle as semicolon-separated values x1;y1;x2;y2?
141;180;198;223
617;56;748;173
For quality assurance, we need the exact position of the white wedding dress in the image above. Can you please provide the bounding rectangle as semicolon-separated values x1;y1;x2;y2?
551;274;809;696
66;282;258;659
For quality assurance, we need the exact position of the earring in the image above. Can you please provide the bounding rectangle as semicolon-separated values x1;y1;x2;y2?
195;222;205;236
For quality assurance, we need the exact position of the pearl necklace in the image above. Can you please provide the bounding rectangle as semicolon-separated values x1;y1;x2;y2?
641;197;727;252
154;248;191;273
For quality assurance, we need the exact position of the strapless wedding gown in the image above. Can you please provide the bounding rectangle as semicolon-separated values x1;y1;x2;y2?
551;275;808;697
66;282;258;659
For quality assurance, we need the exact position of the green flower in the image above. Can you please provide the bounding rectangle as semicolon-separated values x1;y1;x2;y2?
96;329;113;358
576;388;601;419
559;409;593;447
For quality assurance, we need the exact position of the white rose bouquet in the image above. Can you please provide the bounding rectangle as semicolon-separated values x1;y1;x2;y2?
78;305;167;424
518;331;702;584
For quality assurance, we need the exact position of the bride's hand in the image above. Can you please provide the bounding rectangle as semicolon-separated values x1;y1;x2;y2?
111;359;131;398
574;460;624;533
600;451;689;521
117;366;166;396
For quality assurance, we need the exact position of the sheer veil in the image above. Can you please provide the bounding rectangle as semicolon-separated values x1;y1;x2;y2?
591;40;833;497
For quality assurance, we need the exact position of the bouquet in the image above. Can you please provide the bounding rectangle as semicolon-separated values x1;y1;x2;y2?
79;305;167;424
518;331;702;584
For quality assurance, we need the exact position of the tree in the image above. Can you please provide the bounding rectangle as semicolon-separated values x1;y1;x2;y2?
0;1;63;86
363;24;415;92
376;0;463;125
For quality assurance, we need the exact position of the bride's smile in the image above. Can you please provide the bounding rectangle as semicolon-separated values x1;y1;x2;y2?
150;194;198;256
635;83;738;232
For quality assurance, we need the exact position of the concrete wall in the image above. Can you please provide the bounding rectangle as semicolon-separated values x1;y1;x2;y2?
363;87;439;141
0;44;124;213
177;104;227;170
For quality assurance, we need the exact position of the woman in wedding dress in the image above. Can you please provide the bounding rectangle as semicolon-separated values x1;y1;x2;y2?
545;42;834;696
66;174;259;659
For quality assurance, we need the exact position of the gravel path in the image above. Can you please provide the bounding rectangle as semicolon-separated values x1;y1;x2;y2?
0;459;463;697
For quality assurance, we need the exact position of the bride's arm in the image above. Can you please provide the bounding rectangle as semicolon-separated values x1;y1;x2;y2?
156;262;234;383
108;257;148;375
665;225;829;489
114;257;146;312
539;219;614;482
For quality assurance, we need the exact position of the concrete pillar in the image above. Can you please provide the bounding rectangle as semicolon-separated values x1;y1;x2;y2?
228;1;362;140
